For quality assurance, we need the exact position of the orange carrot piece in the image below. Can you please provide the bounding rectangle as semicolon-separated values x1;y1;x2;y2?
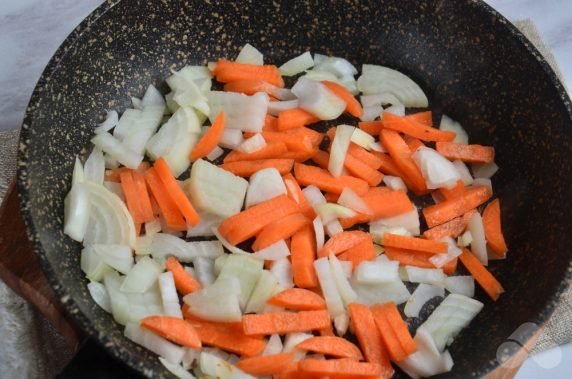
223;142;288;163
382;234;448;254
242;310;331;336
436;142;495;163
320;323;335;337
190;112;226;161
141;316;201;349
263;114;280;131
423;217;465;240
439;180;467;200
482;199;509;256
382;112;456;142
362;187;415;219
319;230;371;258
337;238;376;269
183;309;246;334
252;212;309;251
404;136;425;153
131;171;155;222
324;192;339;203
370;305;408;362
322;81;363;117
154;157;201;226
187;319;266;357
348;303;394;378
282;126;325;148
144;168;187;231
384;247;458;275
405;111;433;126
165;257;202;295
213;59;284;87
372;152;405;178
459;248;505;301
359;120;384;136
283;173;315;218
105;162;150;182
345;154;384;187
298;359;383;379
223;79;277;96
281;148;319;162
291;225;319;288
311;150;330;170
372;303;416;359
380;129;428;195
235;352;296;376
219;194;300;245
423;186;492;228
347;143;383;170
119;170;146;224
255;131;316;153
294;163;369;195
277;108;320;130
296;336;364;360
220;158;294;177
268;288;326;311
339;213;371;229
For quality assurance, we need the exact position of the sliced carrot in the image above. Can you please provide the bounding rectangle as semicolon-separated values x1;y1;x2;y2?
255;131;315;152
283;173;315;218
423;185;492;228
213;59;284;87
384;247;458;275
347;143;383;170
220;158;294;177
370;306;407;362
282;126;325;147
294;163;369;195
362;187;415;219
348;303;394;378
263;114;280;131
359;120;384;136
372;152;405;177
339;213;371;229
382;112;455;142
144;168;187;231
223;142;288;163
105;162;150;182
319;230;371;258
344;154;384;186
119;170;146;224
436;142;495;163
242;310;330;336
252;212;309;251
281;148;319;162
322;81;363;117
187;319;266;357
380;129;428;195
405;111;433;126
189;112;225;161
141;316;201;349
439;180;467;200
165;257;202;295
324;192;339;203
482;199;509;256
459;248;505;301
371;303;416;360
131;171;155;222
382;234;448;254
296;336;363;360
235;352;296;376
423;216;465;240
277;108;320;130
267;288;326;311
404;136;425;152
320;323;335;337
182;308;246;334
134;222;142;237
337;238;376;269
223;79;277;96
291;225;319;288
311;150;330;170
219;194;300;245
298;359;382;379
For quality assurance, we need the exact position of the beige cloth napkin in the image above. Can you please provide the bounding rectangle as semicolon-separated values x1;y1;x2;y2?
0;19;569;378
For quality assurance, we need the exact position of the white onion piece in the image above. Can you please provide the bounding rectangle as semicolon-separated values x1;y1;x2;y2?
429;237;462;268
193;257;216;287
370;207;420;236
439;115;468;144
208;91;268;132
122;106;165;156
159;272;183;318
181;348;199;370
314;257;345;317
104;154;120;170
216;254;264;309
279;51;314;76
199;351;254;379
445;276;475;297
325;220;344;237
312;216;325;253
236;43;263;65
337;187;372;215
369;225;410;244
270;257;294;290
92;244;133;274
284;179;300;203
350;128;375;150
94;110;119;134
167;70;210;116
351;277;410;305
212;227;251;255
125;323;185;364
87;281;112;313
472;178;493;193
245;270;281;314
165;92;179;114
360;104;383;121
263;334;284;356
405;266;446;287
457;230;473;247
369;141;387;153
396;330;454;379
355;260;399;284
185;212;221;238
149;234;224;262
158;357;195;379
201;347;230;362
358;65;428;107
219;128;244;149
131;97;143;110
205;146;224;162
103;271;129;324
64;183;90;242
270;87;297;101
282;332;313;360
329;253;357;307
314;54;358;77
184;278;242;322
120;256;162;293
246;168;287;208
413;147;460;190
302;185;327;207
238;133;266;153
468;212;488;265
453;160;474;186
72;156;85;186
334;312;350;336
404;283;445;318
291;78;346;120
339;260;353;279
81;245;113;282
316;203;356;224
141;84;166;108
301;69;338;82
252;240;291;261
91;132;142;169
114;109;141;140
328;124;355;177
471;162;499;179
267;99;299;116
360;93;402;108
383;103;406;117
383;175;407;192
103;181;125;202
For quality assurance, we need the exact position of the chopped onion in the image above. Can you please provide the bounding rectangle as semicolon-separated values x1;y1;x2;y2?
263;334;284;356
472;178;493;193
193;257;216;287
291;78;346;120
282;332;313;361
252;240;290;261
439;115;468;144
471;162;499;179
103;181;125;202
279;51;314;76
159;271;183;318
429;238;462;268
372;207;420;236
94;110;119;134
383;175;407;192
114;109;141;140
396;330;454;379
120;256;162;293
314;257;345;317
453;160;474;186
405;266;446;287
351;276;410;305
216;254;264;308
245;168;287;208
339;260;353;279
270;257;294;290
87;281;112;313
413;147;460;190
158;357;195;379
311;216;325;253
122;106;165;155
404;283;445;318
208;91;268;132
206;145;224;161
267;99;299;116
149;233;224;261
91;132;142;169
302;185;326;207
329;253;357;307
244;270;281;314
360;104;383;121
81;246;113;282
103;271;129;324
383;103;406;117
184;279;242;322
124;323;185;364
368;141;386;153
467;212;488;265
316;203;357;224
141;84;166;108
457;230;473;247
369;225;411;244
283;179;300;203
270;87;296;101
360;93;402;108
237;133;267;153
337;187;372;215
355;260;399;284
92;243;134;274
236;43;263;65
219;128;244;149
350;128;375;150
445;276;475;297
72;156;85;186
64;183;90;242
325;220;344;237
358;65;428;107
167;72;210;116
212;226;251;255
334;312;350;336
131;97;143;110
328;124;355;177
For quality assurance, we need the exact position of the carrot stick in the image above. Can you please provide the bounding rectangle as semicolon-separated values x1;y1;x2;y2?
423;217;465;240
384;247;458;275
119;170;146;224
154;157;201;226
319;230;371;258
213;59;284;87
283;173;315;218
253;131;316;151
282;126;325;147
372;152;405;177
371;303;416;360
277;108;320;130
459;248;505;301
436;142;495;163
144;168;187;231
294;163;369;195
337;238;375;269
339;213;371;229
263;114;280;131
165;257;202;295
404;136;425;153
348;303;394;378
382;234;448;254
190;112;226;161
311;150;330;170
131;171;155;222
223;79;278;96
220;158;294;177
223;142;288;163
182;308;247;334
359;120;384;136
405;111;432;126
219;194;300;245
235;352;296;376
322;81;363;117
344;154;384;186
370;305;408;362
141;316;201;349
291;225;319;288
252;212;309;251
324;192;339;203
362;187;415;219
267;288;326;311
423;186;492;228
382;112;455;142
439;180;467;200
298;359;383;378
482;199;509;256
242;310;330;336
380;129;428;195
296;336;364;360
105;162;150;182
281;148;319;162
347;143;383;170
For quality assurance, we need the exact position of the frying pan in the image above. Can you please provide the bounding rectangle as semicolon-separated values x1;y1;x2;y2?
16;0;572;377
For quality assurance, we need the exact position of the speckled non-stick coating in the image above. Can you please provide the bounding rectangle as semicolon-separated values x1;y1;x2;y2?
17;0;572;377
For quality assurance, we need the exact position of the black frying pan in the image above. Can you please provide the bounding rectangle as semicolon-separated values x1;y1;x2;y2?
17;0;572;377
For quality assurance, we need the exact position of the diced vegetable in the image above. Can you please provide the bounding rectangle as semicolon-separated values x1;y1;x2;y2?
245;168;287;208
279;51;314;76
404;283;445;318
